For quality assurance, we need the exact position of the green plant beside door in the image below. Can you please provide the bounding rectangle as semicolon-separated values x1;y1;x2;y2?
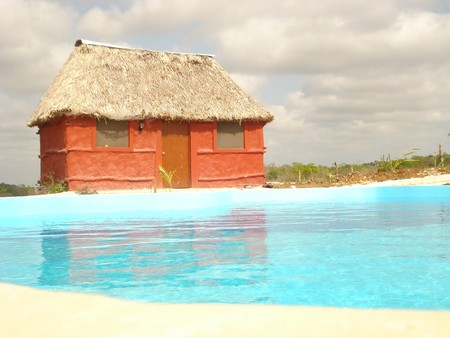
158;166;176;190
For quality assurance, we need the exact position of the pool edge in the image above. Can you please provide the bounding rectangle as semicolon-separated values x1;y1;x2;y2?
1;186;449;219
1;282;449;338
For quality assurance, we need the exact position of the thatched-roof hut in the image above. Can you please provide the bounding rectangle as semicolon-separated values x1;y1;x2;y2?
29;39;274;190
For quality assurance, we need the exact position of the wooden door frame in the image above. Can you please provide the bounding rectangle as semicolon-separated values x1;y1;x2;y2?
161;121;191;188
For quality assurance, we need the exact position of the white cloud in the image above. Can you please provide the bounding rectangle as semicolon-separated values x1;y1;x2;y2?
0;0;76;184
77;0;220;40
216;8;450;74
265;64;450;166
77;6;125;38
0;93;40;184
229;73;267;99
0;0;75;94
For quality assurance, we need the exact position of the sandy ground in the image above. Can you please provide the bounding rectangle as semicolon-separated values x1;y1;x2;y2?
352;173;450;187
1;283;450;338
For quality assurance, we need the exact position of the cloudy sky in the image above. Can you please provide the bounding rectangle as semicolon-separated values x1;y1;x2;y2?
2;0;450;185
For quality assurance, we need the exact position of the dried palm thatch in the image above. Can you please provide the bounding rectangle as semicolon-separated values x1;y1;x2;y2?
28;40;274;127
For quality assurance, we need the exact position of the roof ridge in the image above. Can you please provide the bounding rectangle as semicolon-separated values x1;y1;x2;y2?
75;39;215;58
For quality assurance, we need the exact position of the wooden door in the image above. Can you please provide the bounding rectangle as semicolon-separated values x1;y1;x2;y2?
162;121;191;188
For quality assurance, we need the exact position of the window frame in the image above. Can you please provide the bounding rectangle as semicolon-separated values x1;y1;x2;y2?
95;119;131;149
215;121;245;150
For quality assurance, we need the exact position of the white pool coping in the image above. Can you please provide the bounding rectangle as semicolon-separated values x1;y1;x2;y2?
351;173;450;187
2;184;450;221
1;283;449;338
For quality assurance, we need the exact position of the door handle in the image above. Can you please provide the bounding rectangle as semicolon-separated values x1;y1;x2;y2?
162;151;165;155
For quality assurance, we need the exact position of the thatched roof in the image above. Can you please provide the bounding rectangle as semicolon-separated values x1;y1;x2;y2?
28;39;274;127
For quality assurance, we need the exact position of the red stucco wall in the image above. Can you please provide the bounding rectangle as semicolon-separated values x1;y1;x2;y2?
190;121;266;188
39;117;266;190
39;117;159;191
39;117;67;185
65;117;158;190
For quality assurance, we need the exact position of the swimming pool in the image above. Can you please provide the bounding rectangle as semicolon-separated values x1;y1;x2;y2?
1;186;449;310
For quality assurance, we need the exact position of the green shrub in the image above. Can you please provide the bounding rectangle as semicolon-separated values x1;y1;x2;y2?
291;162;318;182
39;174;67;194
378;148;419;172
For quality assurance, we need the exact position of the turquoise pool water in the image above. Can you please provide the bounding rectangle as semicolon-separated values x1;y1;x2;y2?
1;187;449;309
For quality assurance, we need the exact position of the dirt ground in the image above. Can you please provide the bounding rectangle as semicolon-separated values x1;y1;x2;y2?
267;167;450;188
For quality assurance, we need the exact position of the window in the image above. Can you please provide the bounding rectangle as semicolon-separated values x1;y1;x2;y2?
217;121;244;149
96;119;129;147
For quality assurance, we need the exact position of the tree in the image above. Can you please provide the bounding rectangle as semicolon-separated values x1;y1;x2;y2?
291;162;318;183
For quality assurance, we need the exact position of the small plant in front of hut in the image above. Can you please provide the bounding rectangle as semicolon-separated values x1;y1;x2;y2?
76;186;98;195
158;166;176;191
378;148;420;172
39;173;67;194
